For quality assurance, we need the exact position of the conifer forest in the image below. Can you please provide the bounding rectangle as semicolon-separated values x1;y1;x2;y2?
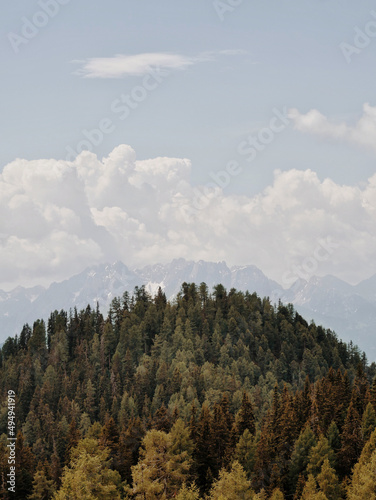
1;283;376;499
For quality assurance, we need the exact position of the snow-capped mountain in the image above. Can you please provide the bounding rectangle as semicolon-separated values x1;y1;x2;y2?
0;260;375;361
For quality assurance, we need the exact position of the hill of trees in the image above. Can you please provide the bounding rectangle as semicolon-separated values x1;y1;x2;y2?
0;283;376;499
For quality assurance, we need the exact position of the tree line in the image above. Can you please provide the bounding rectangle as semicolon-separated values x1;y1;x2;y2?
0;283;375;498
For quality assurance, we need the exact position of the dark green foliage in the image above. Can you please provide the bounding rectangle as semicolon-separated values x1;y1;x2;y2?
235;391;256;437
0;282;372;496
338;401;363;477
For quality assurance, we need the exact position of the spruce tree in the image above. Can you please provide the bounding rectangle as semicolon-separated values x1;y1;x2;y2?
29;466;56;500
326;421;341;456
289;425;317;490
235;429;257;479
208;461;254;500
15;431;35;500
338;401;363;477
316;459;341;500
300;474;327;500
54;438;122;499
361;401;376;442
307;436;336;477
347;449;376;500
235;391;256;437
193;404;215;492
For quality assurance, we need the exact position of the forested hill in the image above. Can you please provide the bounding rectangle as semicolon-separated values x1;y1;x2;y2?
0;283;376;499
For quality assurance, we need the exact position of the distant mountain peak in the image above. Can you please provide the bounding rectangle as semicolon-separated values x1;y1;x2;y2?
0;259;375;360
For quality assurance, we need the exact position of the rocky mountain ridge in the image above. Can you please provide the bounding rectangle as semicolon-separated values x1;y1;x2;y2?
1;259;375;360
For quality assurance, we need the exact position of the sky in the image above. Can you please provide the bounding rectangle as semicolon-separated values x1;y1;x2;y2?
1;0;376;290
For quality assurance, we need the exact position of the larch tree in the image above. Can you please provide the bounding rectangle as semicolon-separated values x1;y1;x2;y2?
53;438;122;500
300;474;328;500
235;428;257;479
347;449;376;500
361;401;376;442
131;420;193;499
289;425;317;490
29;466;56;500
208;461;254;500
316;459;341;500
175;482;201;500
338;401;363;477
307;436;336;477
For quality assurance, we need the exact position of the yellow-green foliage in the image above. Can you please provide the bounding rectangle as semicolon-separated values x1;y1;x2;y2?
347;449;376;500
132;419;194;499
54;438;122;499
208;461;254;500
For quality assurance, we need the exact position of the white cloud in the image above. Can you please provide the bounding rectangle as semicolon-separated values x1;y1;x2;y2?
75;50;246;78
1;144;376;289
289;103;376;152
76;53;194;78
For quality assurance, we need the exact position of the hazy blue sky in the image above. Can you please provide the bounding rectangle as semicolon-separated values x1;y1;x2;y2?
1;0;376;289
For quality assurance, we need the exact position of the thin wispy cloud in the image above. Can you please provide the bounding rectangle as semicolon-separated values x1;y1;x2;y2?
74;50;247;78
289;103;376;153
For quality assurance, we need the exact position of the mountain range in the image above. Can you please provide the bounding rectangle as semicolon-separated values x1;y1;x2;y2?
1;259;375;361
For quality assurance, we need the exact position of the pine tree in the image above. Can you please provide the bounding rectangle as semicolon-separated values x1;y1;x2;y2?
131;423;193;498
211;394;234;473
289;425;317;490
347;449;376;500
351;363;369;417
338;401;363;477
29;465;56;500
29;320;47;361
166;419;195;494
235;429;257;478
361;401;376;442
65;420;81;464
278;385;299;489
293;474;306;500
15;431;35;499
368;375;376;412
118;417;145;484
152;403;172;432
316;459;341;500
193;404;215;492
175;482;201;500
102;414;121;469
326;421;341;455
300;474;327;500
0;441;10;499
307;436;336;477
208;461;254;500
269;488;285;500
54;438;122;499
235;391;256;437
253;425;275;492
83;379;97;421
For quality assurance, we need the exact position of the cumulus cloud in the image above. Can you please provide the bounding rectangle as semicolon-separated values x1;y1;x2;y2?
1;144;376;289
289;103;376;152
75;50;246;78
